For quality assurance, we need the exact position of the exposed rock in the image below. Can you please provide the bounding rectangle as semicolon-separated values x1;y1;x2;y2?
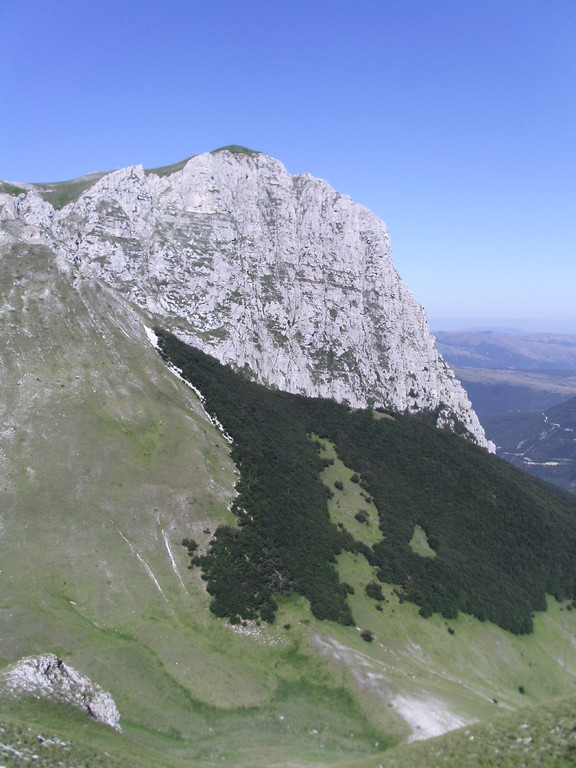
2;148;492;448
1;654;121;731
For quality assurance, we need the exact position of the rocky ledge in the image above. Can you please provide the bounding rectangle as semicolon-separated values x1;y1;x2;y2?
1;654;121;731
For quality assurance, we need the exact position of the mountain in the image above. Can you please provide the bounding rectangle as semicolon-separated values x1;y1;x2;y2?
2;150;576;766
434;329;576;371
0;147;490;449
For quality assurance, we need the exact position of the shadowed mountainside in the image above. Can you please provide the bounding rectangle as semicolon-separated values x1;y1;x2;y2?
156;328;576;636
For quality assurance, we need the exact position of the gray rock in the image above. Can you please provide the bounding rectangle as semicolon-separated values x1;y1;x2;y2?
1;654;121;731
3;148;492;448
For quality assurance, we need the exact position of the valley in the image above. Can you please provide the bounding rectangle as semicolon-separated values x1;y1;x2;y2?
436;330;576;493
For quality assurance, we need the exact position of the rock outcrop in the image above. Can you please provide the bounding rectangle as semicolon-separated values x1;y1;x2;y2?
1;654;121;730
1;148;492;448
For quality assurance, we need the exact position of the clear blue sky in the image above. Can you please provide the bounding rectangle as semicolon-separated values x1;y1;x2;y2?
1;1;574;332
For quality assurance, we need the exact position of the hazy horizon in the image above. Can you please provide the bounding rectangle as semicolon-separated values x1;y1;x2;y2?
429;318;576;335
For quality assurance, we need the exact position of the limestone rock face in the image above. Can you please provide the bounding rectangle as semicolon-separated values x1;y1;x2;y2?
1;654;121;730
2;149;491;448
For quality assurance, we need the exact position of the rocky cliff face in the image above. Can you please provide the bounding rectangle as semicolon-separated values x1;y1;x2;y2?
1;148;491;448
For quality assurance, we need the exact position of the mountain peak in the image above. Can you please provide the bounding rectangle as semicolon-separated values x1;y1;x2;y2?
210;144;262;157
2;150;492;448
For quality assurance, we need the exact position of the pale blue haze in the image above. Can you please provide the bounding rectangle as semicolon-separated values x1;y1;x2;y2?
1;1;574;331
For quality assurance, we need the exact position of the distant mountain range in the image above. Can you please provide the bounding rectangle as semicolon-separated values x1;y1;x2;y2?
434;329;576;372
436;329;576;493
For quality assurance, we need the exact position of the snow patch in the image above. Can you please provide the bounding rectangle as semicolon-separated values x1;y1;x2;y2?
163;358;234;444
144;325;158;348
228;621;286;646
392;692;470;742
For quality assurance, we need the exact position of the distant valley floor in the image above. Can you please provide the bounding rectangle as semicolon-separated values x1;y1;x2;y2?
436;330;576;494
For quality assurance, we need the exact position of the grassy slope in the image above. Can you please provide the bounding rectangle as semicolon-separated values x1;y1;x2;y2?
1;243;576;765
316;444;576;722
0;243;392;764
357;693;576;767
31;173;109;209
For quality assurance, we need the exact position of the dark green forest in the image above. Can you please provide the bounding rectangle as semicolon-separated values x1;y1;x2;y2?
156;329;576;635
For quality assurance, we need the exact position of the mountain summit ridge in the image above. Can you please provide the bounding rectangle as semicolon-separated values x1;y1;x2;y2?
1;149;491;448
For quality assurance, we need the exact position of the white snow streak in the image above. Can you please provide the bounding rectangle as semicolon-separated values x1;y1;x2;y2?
118;531;168;603
162;357;234;445
162;529;188;593
144;325;159;348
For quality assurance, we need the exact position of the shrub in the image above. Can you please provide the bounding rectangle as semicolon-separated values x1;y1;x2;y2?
182;538;198;557
365;582;384;601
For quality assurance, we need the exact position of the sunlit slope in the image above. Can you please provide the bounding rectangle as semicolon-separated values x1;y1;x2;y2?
0;244;265;729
